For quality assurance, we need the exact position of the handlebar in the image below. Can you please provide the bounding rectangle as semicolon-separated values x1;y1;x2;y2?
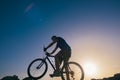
43;47;54;57
44;51;54;57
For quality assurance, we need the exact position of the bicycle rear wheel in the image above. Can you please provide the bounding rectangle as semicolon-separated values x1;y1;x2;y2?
61;62;84;80
27;58;48;79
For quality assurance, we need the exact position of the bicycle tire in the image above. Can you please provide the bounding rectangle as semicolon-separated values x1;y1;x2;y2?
27;58;48;79
61;62;84;80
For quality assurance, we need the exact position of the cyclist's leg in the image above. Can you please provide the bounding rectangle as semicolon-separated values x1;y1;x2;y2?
55;51;63;71
49;51;62;77
63;57;70;80
63;51;71;80
63;50;71;66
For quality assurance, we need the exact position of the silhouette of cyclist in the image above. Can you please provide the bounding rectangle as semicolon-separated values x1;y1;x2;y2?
44;36;71;77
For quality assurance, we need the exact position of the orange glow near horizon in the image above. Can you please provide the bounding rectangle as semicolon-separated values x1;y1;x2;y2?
68;31;120;80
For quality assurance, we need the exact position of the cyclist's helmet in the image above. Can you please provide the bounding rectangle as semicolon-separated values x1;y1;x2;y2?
51;36;57;41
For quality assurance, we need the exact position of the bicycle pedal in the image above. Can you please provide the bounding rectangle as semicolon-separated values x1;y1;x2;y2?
49;74;54;77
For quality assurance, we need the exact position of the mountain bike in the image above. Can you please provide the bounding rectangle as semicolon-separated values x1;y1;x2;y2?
27;48;84;80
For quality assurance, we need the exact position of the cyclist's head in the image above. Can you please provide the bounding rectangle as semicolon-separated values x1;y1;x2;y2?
51;36;57;41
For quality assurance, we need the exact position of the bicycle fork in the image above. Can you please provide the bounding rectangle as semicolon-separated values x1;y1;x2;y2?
36;61;44;69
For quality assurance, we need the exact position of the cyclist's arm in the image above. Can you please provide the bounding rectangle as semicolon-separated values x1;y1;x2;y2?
51;45;58;54
46;41;56;49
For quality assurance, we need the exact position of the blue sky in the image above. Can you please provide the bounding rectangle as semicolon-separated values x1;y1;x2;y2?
0;0;120;80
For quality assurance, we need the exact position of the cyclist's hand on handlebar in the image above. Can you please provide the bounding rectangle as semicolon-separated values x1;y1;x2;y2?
44;47;47;51
46;53;51;56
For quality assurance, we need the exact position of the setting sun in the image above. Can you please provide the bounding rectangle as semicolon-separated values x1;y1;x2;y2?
83;62;97;77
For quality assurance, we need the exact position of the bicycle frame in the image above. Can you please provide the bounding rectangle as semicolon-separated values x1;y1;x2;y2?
43;55;56;71
28;49;84;80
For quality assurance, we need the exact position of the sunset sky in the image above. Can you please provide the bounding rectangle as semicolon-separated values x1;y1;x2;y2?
0;0;120;80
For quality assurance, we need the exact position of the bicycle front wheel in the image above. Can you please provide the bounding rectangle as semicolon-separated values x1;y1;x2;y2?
61;62;84;80
27;58;48;79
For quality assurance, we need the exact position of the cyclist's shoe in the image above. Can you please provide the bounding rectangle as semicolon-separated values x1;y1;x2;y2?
49;70;61;77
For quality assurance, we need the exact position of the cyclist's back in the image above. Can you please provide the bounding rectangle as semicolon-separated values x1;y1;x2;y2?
56;37;71;51
56;37;71;58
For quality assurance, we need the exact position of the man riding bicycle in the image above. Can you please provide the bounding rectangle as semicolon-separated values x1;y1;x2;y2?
44;36;71;77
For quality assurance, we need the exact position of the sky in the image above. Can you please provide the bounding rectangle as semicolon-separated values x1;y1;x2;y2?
0;0;120;80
